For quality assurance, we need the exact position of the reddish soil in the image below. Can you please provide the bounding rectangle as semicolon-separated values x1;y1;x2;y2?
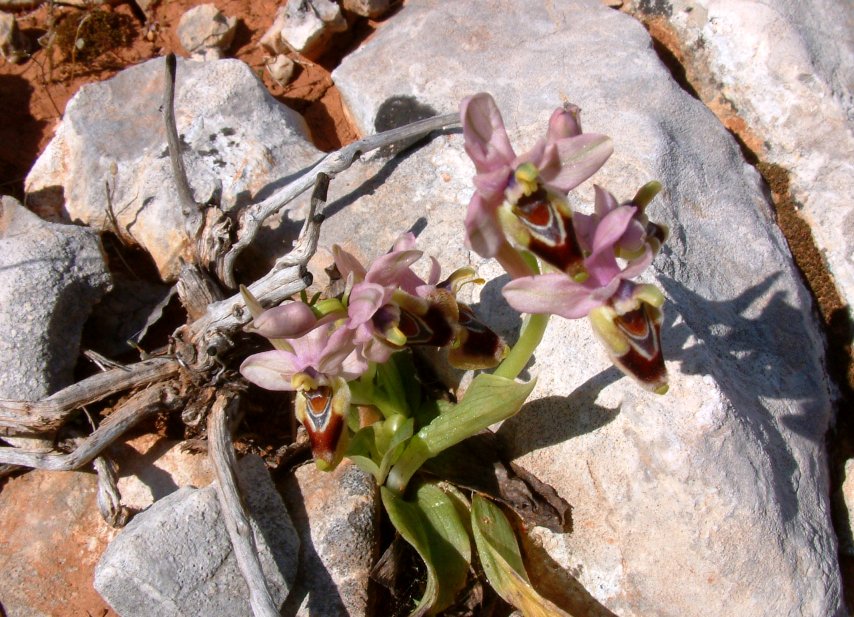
0;0;375;202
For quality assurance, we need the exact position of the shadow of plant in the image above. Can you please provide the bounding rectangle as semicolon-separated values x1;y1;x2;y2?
659;271;831;524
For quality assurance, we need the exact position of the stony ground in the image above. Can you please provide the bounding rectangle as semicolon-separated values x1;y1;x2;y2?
0;0;851;614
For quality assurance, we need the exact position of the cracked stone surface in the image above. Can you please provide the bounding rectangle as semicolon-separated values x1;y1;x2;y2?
25;57;320;281
624;0;854;315
324;0;844;614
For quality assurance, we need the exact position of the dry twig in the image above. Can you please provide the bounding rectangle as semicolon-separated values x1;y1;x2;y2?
0;385;184;470
0;357;179;435
218;112;460;286
208;391;280;617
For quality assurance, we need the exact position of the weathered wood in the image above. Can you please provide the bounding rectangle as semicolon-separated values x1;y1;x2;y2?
0;385;184;470
177;173;331;371
208;391;280;617
0;357;180;435
163;53;203;234
219;112;461;286
94;455;129;527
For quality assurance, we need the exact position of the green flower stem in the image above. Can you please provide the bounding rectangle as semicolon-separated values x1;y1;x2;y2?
493;312;550;380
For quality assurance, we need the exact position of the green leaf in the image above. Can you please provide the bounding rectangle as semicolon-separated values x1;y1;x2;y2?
347;425;382;481
471;495;573;617
381;482;472;616
387;373;536;492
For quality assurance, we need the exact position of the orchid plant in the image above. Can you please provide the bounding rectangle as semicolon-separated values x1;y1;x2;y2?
239;93;669;615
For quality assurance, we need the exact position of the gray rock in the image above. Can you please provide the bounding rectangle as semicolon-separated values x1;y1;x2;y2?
25;57;321;281
95;454;299;617
341;0;391;19
323;1;843;615
266;53;296;85
839;459;854;556
625;0;854;316
280;461;379;617
177;4;238;60
279;0;347;60
0;196;111;402
0;11;28;63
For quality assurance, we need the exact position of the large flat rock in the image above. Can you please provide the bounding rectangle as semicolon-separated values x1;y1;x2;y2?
322;1;843;614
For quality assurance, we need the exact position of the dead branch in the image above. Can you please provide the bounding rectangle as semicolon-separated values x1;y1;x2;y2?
176;173;331;371
0;357;179;435
218;112;461;287
0;385;184;470
94;455;130;527
163;53;203;235
208;391;280;617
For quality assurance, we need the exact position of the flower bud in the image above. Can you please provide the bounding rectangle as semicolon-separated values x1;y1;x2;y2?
249;302;318;339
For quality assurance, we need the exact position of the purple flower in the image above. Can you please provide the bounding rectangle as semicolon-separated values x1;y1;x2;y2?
333;236;424;363
503;198;668;393
460;93;613;275
334;234;508;369
240;309;367;469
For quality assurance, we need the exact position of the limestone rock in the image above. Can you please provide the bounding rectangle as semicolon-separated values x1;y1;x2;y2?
0;196;111;402
25;57;321;281
840;459;854;556
177;3;238;60
278;0;347;60
95;454;299;617
266;53;296;84
280;461;379;617
111;433;215;512
324;1;843;615
342;0;391;19
626;0;854;315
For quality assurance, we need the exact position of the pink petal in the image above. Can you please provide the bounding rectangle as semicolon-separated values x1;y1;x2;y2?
250;302;318;339
584;206;637;285
503;274;606;320
365;249;422;287
514;138;547;170
392;232;417;251
460;93;516;173
617;246;654;280
590;205;637;256
573;212;595;254
240;350;299;391
472;165;513;203
317;326;358;375
545;134;613;192
464;192;505;257
347;282;388;324
594;184;619;217
546;105;582;141
332;245;367;282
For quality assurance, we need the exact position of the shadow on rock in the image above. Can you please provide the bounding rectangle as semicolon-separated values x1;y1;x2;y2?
497;367;623;457
660;272;829;524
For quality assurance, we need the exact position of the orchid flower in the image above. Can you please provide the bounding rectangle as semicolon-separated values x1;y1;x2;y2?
502;190;668;393
460;92;613;278
239;290;367;469
334;233;507;369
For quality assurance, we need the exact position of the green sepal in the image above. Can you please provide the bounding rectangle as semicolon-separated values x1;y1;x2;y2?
381;482;472;616
471;495;573;617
